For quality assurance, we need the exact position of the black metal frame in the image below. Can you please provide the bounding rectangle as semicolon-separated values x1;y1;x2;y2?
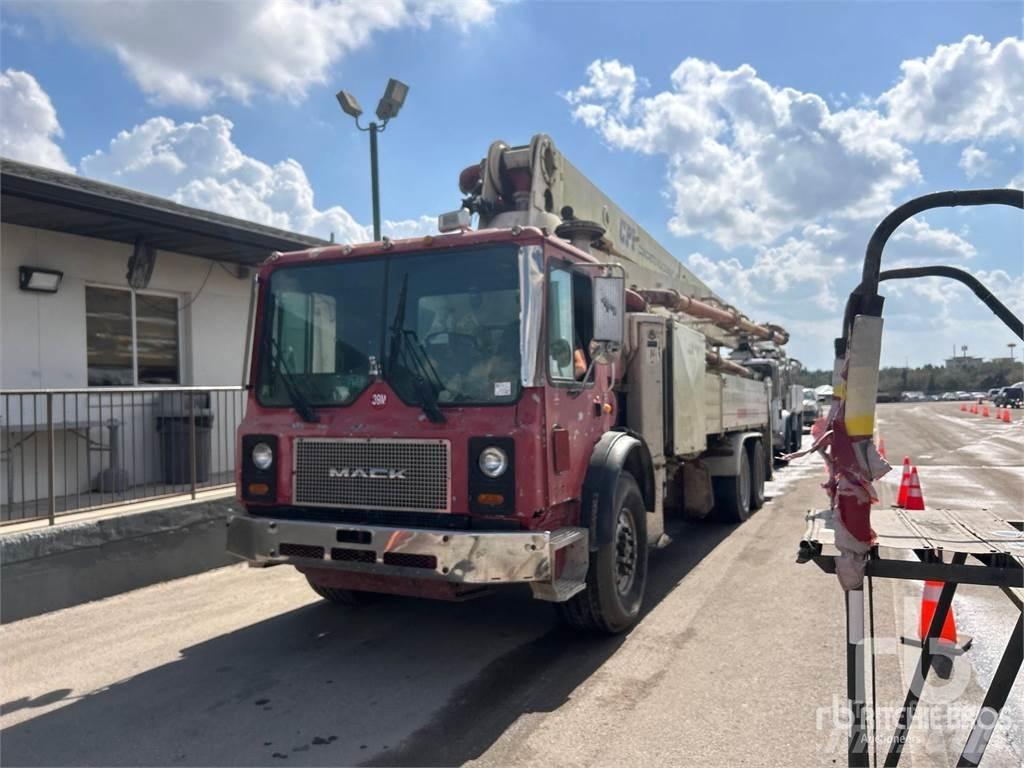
802;544;1023;767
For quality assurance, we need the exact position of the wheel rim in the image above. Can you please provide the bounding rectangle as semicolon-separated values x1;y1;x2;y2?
614;507;638;595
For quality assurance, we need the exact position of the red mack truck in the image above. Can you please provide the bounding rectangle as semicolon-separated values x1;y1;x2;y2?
227;135;794;634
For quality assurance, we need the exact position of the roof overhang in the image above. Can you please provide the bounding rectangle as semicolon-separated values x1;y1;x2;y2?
1;158;329;265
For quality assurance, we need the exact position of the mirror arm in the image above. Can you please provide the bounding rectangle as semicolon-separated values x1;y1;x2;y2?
567;358;597;397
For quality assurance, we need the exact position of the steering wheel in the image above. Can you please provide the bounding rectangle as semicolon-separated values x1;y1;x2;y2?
425;331;481;356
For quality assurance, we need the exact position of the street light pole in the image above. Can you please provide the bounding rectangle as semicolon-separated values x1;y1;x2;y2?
336;79;409;243
369;121;381;241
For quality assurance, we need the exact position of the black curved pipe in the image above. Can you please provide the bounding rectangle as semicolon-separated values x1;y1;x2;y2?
842;188;1023;344
876;266;1022;340
861;189;1023;293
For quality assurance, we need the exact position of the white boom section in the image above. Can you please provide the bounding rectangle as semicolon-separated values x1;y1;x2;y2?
475;135;717;301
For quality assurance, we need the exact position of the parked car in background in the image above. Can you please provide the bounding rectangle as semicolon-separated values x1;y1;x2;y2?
994;386;1023;408
901;391;926;402
987;388;1001;401
940;392;959;401
972;391;988;401
956;391;973;400
877;392;898;403
802;388;821;429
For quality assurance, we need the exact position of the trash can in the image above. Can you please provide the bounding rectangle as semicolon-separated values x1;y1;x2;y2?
156;414;214;485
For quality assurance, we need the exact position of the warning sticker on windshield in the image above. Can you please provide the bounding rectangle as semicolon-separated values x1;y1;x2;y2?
494;381;512;397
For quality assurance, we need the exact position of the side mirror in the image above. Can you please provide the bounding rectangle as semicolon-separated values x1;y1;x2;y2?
550;338;572;367
593;275;625;343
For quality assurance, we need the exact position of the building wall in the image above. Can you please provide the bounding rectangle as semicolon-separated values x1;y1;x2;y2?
1;223;253;511
1;222;252;388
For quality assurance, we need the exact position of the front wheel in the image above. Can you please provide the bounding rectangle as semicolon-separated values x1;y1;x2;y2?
556;474;648;635
306;577;382;607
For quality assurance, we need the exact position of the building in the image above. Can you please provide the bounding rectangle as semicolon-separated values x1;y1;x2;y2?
1;158;328;521
945;355;984;369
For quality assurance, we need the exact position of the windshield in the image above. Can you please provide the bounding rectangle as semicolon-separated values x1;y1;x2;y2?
256;246;521;408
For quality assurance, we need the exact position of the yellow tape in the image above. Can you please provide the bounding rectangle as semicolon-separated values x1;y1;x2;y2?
845;413;875;437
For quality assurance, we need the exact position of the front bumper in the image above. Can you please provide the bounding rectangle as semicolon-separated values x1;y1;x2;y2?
226;514;588;601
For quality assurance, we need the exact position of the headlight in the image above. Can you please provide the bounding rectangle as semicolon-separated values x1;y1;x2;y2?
478;446;508;478
251;442;274;470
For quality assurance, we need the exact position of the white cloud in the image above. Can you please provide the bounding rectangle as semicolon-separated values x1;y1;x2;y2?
382;215;437;239
879;35;1024;144
958;145;991;178
566;57;920;249
0;69;74;172
565;59;644;116
566;35;1022;367
685;216;989;367
26;0;495;107
688;223;850;314
81;114;368;242
889;219;977;263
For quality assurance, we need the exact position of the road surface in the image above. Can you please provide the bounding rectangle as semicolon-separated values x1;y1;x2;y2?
2;402;1020;766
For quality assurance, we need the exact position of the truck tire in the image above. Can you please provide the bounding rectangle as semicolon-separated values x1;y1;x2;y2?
556;474;648;635
712;448;752;523
306;577;381;607
749;439;766;510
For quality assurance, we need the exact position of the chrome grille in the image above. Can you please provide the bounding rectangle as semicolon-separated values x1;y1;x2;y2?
293;438;450;512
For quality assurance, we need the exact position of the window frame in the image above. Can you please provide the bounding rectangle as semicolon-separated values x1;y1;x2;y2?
544;260;595;390
85;282;183;387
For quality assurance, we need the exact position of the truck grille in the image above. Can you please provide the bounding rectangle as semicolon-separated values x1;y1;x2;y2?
293;438;450;512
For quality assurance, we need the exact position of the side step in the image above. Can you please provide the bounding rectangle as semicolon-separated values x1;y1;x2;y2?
529;528;589;603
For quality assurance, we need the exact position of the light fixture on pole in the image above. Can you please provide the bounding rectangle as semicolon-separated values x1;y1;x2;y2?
336;78;409;241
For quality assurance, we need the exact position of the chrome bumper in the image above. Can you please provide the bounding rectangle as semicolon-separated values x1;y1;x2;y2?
225;515;588;602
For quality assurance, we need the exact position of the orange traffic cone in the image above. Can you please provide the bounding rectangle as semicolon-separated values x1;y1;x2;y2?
877;437;887;460
982;405;990;417
918;580;958;645
970;404;978;414
1003;409;1012;423
905;467;926;511
960;403;967;412
896;457;912;507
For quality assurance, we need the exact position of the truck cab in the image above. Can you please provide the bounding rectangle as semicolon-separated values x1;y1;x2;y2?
229;226;654;630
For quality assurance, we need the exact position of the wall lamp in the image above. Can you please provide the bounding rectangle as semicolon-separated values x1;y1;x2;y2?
19;266;63;293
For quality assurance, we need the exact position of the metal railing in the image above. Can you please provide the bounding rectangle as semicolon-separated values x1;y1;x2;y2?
1;386;246;525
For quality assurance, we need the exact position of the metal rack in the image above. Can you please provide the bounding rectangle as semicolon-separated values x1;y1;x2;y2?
799;506;1023;767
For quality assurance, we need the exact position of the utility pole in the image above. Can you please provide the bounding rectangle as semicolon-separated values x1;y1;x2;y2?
1009;342;1017;361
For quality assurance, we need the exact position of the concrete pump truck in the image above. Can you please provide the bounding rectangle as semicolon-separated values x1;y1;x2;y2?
227;135;796;634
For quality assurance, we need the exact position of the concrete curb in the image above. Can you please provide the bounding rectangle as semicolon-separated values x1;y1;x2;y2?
1;497;243;623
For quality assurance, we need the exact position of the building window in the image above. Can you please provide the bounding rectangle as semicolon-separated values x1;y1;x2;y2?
86;286;180;386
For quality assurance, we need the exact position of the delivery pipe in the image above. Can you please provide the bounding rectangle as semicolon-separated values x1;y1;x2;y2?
638;289;789;345
706;350;754;379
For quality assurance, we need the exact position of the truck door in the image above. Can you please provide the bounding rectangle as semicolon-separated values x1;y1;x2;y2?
544;262;615;504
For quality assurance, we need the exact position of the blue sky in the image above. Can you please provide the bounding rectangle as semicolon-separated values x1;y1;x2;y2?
2;1;1021;369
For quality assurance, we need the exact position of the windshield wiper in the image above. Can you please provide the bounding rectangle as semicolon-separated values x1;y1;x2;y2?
398;330;446;423
262;332;320;423
387;275;446;423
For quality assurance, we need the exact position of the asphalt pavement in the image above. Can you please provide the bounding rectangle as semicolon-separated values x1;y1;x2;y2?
1;402;1020;767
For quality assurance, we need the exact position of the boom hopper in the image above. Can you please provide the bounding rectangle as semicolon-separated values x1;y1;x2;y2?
227;134;796;633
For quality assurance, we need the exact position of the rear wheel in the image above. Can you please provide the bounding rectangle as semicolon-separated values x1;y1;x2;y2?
306;577;382;607
556;474;648;635
749;439;766;510
712;448;752;523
